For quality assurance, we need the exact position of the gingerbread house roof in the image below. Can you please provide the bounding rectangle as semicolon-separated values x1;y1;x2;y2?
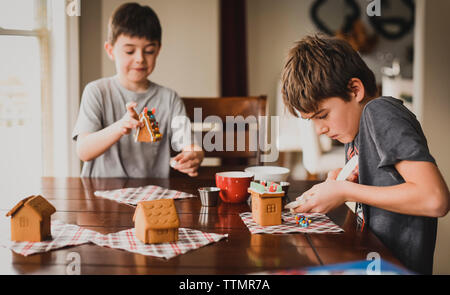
6;195;56;221
134;108;162;142
133;199;179;230
248;182;284;198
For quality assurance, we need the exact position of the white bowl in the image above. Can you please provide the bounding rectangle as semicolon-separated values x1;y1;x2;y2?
244;166;290;182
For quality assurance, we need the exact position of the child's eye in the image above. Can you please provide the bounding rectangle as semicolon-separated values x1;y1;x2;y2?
126;51;134;55
317;113;328;120
145;51;155;55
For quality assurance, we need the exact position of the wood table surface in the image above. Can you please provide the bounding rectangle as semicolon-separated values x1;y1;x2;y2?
0;167;405;275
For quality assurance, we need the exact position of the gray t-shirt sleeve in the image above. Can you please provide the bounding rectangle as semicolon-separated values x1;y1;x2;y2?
72;83;104;141
362;98;435;169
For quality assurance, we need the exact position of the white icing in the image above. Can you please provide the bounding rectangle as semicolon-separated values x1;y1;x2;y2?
135;113;157;141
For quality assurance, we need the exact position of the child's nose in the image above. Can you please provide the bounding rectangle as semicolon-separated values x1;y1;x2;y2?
315;122;328;135
134;51;144;62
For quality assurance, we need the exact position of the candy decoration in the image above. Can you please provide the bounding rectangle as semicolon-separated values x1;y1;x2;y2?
295;215;312;228
135;106;163;142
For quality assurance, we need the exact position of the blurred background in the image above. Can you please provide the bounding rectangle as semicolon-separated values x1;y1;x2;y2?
0;0;449;273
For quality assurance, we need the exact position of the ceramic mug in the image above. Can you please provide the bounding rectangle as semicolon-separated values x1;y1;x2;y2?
215;171;254;203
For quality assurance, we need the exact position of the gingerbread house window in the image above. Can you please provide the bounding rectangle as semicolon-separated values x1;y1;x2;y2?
157;229;169;235
266;204;276;213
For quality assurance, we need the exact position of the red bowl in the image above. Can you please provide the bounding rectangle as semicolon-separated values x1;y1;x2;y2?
215;171;254;203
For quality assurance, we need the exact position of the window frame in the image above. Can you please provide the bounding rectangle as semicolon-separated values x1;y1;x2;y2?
0;0;52;176
0;0;81;177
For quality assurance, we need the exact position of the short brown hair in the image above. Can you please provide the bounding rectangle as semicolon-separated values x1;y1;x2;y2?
107;2;162;45
281;35;377;116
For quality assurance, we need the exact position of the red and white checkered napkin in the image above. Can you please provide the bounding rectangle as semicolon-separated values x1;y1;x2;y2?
94;185;197;206
239;212;344;234
90;228;228;259
0;220;97;256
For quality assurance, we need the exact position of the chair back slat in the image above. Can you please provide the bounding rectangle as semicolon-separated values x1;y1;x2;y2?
182;96;267;166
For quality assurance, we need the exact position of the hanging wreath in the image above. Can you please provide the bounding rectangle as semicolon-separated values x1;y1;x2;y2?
310;0;360;36
310;0;377;54
368;0;415;40
310;0;415;41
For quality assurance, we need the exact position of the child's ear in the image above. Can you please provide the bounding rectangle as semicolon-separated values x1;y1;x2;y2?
348;78;365;103
104;41;115;61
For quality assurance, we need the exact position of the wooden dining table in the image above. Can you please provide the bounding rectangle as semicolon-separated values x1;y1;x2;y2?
0;166;406;275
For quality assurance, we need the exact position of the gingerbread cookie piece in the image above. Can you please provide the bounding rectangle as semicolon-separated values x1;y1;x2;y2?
134;107;163;142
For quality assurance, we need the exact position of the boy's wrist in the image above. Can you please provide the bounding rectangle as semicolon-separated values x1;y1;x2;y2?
339;181;354;203
112;120;126;137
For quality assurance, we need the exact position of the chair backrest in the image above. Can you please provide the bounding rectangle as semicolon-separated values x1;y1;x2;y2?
182;96;267;166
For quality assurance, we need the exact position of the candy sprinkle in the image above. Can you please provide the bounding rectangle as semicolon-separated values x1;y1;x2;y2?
295;215;312;228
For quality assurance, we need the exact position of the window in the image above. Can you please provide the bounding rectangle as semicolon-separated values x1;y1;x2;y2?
0;0;48;182
157;229;169;235
266;204;276;213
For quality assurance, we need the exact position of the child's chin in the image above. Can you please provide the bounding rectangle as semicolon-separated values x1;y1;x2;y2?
128;74;149;83
339;137;353;144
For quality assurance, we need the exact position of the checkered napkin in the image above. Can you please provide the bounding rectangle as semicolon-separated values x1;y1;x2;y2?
239;212;344;234
90;228;228;259
0;220;98;256
94;185;197;206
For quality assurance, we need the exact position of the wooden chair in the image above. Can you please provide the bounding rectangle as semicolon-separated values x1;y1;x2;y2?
181;96;267;166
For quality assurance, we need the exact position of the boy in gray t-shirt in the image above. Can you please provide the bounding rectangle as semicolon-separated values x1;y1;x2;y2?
281;35;449;274
72;3;203;178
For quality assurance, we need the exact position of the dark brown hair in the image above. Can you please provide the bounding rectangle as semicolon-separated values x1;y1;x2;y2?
281;34;377;116
107;2;162;45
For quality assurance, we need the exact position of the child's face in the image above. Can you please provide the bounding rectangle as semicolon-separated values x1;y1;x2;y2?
105;34;160;87
299;96;363;144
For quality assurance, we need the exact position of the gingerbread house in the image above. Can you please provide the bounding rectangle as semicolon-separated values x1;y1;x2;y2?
133;199;179;244
134;107;162;142
6;195;56;242
248;182;284;226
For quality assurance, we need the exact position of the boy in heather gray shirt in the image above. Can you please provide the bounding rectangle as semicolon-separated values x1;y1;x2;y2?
72;3;203;178
281;35;449;274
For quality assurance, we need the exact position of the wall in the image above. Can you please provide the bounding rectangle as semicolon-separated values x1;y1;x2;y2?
99;0;220;97
246;0;316;116
80;0;102;93
414;0;450;275
246;0;414;116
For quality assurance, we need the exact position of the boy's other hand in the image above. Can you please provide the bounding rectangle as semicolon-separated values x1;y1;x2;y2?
116;101;144;135
172;145;204;177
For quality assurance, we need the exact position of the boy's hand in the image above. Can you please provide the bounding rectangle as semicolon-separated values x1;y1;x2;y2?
293;180;347;214
116;102;144;135
172;144;204;177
